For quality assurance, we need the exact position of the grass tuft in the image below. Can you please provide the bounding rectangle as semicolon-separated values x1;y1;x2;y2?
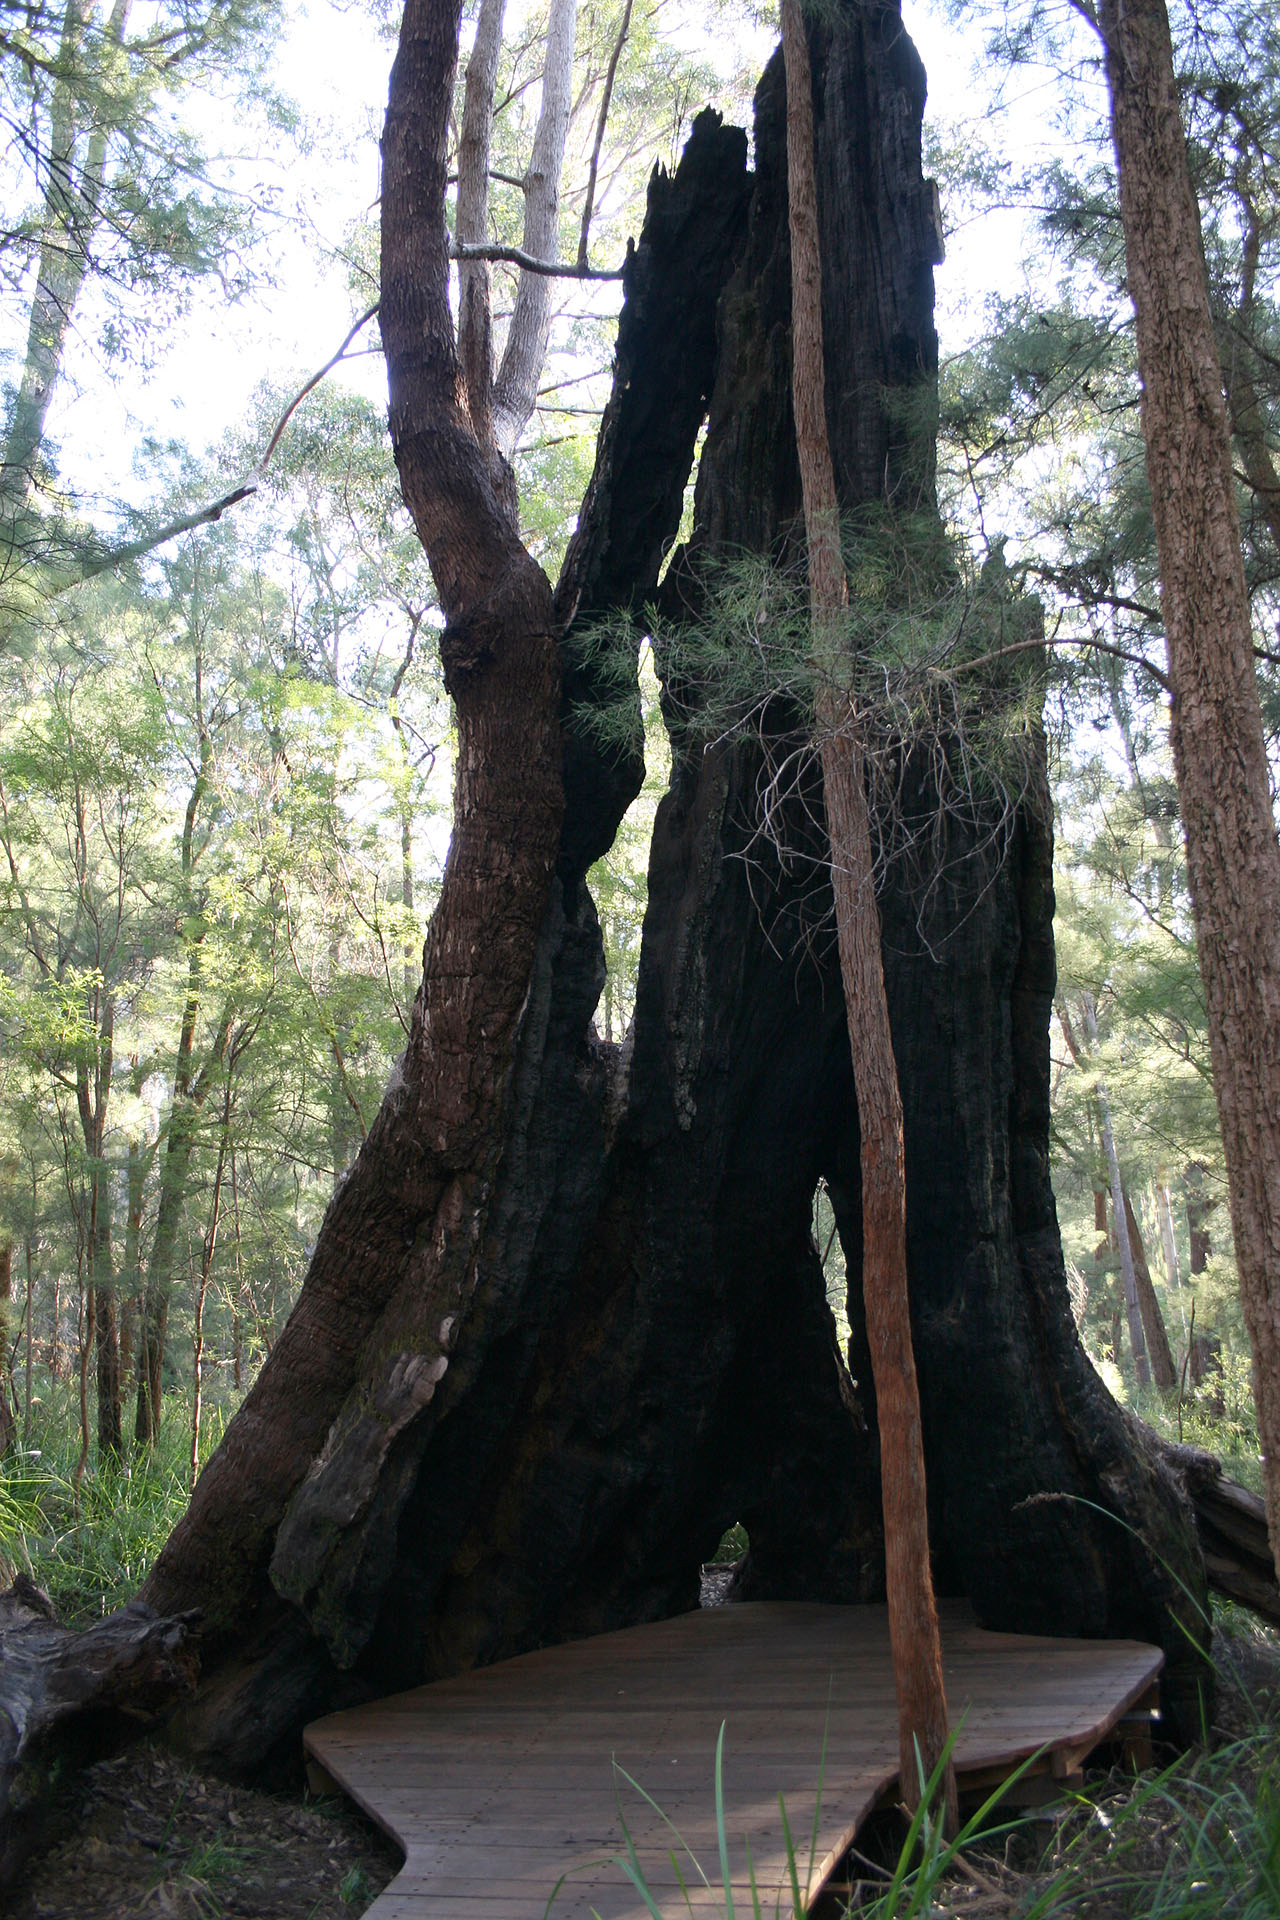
0;1385;228;1623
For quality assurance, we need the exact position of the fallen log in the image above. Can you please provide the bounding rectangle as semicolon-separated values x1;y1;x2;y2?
0;1574;198;1888
1153;1436;1280;1625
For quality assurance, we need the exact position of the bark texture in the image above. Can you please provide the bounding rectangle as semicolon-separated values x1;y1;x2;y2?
1097;0;1280;1574
69;0;1207;1778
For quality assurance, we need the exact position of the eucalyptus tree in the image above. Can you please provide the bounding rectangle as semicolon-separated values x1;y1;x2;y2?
933;0;1280;1555
935;1;1280;713
1071;0;1280;1576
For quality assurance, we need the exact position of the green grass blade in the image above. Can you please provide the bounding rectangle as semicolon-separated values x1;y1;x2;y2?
715;1721;737;1920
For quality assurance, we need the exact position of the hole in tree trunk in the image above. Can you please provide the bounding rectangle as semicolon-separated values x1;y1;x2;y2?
587;643;669;1041
813;1177;853;1374
700;1522;749;1607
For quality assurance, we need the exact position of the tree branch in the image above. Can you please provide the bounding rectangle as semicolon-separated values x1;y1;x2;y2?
939;632;1172;693
254;302;383;474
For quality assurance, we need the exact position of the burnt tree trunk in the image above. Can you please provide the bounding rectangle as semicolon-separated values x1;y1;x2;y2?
101;0;1204;1777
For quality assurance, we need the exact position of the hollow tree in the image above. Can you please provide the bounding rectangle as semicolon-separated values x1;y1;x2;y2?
126;0;1207;1774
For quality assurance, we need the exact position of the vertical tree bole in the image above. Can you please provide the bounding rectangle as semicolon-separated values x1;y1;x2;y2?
1097;0;1280;1574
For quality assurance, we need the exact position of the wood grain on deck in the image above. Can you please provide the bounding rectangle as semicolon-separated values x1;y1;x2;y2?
305;1600;1162;1919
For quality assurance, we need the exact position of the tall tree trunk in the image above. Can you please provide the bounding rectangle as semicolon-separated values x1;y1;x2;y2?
77;988;120;1459
1123;1187;1177;1390
23;1236;35;1444
119;1136;147;1390
191;1076;234;1494
1064;992;1151;1386
1096;0;1280;1575
1158;1178;1188;1342
1097;1081;1149;1388
455;0;507;453
780;0;952;1822
137;721;213;1446
576;0;634;271
143;0;565;1682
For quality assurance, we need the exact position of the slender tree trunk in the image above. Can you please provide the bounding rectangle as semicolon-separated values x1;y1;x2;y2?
1158;1179;1188;1342
491;0;579;454
1123;1187;1177;1390
228;1149;246;1393
191;1077;233;1493
77;989;121;1459
1123;1187;1176;1388
1;0;130;509
23;1237;34;1444
1097;0;1280;1574
49;1273;61;1383
119;1136;146;1389
89;1230;121;1458
1184;1160;1214;1274
74;1276;92;1501
576;0;634;271
1083;994;1150;1388
136;1002;231;1445
781;0;953;1824
0;1241;14;1457
456;0;507;452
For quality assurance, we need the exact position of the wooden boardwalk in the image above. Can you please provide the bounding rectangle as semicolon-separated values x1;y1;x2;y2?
304;1601;1162;1920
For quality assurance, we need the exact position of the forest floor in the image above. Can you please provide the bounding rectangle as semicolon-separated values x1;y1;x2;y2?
8;1603;1279;1919
5;1742;402;1919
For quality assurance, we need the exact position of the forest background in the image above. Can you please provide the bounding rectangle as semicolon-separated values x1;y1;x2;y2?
0;0;1273;1621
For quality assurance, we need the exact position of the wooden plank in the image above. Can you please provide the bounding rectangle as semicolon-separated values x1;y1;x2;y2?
305;1601;1161;1920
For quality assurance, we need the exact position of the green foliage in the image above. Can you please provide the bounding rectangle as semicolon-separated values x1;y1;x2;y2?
0;0;295;613
0;1384;228;1622
1046;670;1256;1434
0;406;452;1480
1021;1729;1280;1919
711;1523;748;1566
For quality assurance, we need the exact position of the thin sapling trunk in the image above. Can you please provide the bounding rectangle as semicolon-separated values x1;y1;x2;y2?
780;0;955;1827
